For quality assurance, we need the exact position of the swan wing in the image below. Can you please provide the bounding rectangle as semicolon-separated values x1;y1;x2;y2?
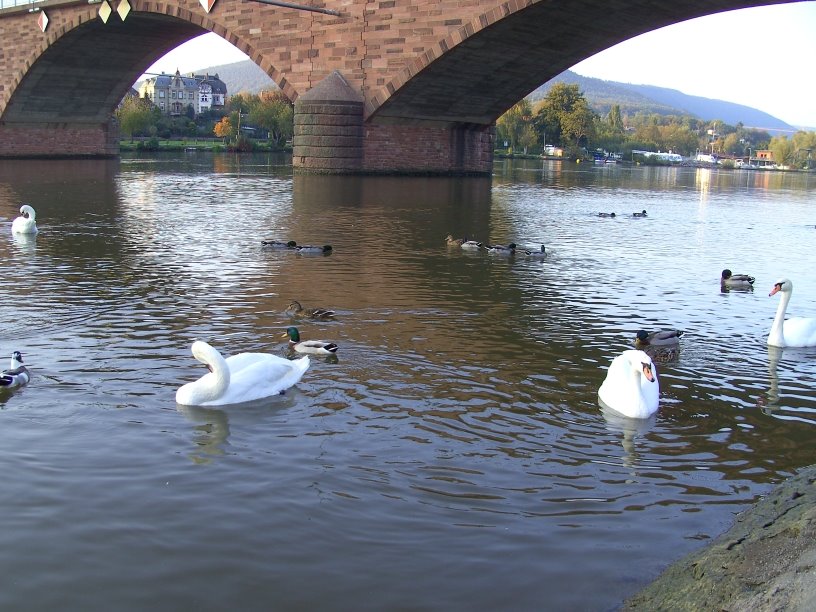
219;354;310;404
782;317;816;348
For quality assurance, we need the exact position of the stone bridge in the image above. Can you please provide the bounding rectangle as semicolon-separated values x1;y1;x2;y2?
0;0;802;174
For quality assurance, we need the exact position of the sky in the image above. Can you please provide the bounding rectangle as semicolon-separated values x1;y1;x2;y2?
144;2;816;128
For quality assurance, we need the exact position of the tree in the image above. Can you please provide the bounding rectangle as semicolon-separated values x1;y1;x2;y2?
116;96;153;142
213;116;234;142
497;98;535;153
769;135;796;167
249;90;294;147
533;83;597;150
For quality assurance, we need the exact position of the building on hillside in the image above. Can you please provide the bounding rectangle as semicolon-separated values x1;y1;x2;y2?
190;73;227;113
138;70;227;117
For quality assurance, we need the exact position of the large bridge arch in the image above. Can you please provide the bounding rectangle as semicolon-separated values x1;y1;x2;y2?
0;0;806;172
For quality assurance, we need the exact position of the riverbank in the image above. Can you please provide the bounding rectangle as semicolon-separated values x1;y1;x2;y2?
625;465;816;611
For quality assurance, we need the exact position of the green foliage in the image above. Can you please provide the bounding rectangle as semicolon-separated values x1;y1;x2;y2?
533;83;596;148
769;135;796;167
116;96;153;142
497;99;536;153
136;136;160;151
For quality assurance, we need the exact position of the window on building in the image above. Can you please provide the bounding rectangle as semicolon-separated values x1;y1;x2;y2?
159;91;165;98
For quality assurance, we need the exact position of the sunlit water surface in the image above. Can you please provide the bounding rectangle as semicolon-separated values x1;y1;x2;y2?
1;154;815;610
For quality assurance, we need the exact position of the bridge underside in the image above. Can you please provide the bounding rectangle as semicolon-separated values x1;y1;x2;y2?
368;0;790;127
0;0;801;172
0;14;204;158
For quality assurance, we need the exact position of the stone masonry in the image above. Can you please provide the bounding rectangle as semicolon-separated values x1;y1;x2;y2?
0;0;787;173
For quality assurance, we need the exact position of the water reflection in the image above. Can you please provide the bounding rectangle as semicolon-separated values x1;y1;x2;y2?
178;404;231;464
1;155;815;612
600;404;657;472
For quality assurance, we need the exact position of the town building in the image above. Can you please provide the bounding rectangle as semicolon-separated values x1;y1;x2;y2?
138;70;227;116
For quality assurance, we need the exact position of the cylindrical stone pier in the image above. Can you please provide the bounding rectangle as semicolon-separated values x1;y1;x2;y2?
293;71;364;174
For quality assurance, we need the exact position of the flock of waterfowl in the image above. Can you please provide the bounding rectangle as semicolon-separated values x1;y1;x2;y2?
4;204;341;405
5;203;816;420
447;215;815;419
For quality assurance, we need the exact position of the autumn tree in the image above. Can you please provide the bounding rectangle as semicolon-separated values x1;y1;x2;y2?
213;116;234;142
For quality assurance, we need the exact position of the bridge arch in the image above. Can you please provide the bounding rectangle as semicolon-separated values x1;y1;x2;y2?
0;0;804;172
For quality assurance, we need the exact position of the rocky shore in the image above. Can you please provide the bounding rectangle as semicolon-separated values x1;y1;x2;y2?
624;466;816;611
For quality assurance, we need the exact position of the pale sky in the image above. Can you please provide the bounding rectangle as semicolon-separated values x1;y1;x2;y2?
145;2;816;128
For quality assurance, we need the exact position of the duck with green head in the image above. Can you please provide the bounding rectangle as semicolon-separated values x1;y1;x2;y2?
282;327;339;354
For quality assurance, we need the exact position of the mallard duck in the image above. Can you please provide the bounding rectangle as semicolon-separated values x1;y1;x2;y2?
261;239;297;249
635;330;683;347
721;269;755;288
285;300;336;320
296;244;332;254
282;327;338;355
632;210;647;218
598;350;659;419
446;235;482;250
768;279;816;348
175;341;310;406
597;212;616;218
522;245;546;257
486;242;516;254
635;330;683;363
0;351;31;389
12;205;38;234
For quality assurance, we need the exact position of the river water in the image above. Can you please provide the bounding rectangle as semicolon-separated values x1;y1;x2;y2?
1;154;814;611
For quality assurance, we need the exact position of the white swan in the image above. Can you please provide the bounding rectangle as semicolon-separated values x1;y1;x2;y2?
0;351;30;389
767;279;816;348
11;204;38;234
176;341;310;406
598;350;659;419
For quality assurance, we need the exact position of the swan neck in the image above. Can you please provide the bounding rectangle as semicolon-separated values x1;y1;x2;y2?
769;289;791;345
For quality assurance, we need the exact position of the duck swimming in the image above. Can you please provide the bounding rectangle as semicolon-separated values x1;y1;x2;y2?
598;350;659;419
767;279;816;348
282;327;338;355
597;212;616;218
285;300;336;320
632;210;647;218
11;205;38;234
0;351;31;389
522;245;547;257
261;239;297;249
635;330;683;363
721;269;755;289
446;235;482;250
175;341;310;406
486;242;516;254
296;244;333;254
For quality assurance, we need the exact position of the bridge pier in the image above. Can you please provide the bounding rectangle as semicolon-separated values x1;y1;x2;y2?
294;72;494;176
0;119;119;158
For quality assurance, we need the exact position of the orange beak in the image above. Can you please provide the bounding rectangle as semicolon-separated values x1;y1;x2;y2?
642;363;655;383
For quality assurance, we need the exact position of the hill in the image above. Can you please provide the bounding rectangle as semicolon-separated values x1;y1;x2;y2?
180;60;797;133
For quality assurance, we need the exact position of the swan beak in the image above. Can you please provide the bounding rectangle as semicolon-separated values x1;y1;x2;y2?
769;284;781;297
641;363;655;383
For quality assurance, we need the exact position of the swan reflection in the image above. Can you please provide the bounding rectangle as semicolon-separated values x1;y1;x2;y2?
757;345;783;415
11;231;37;254
177;404;231;464
600;404;656;472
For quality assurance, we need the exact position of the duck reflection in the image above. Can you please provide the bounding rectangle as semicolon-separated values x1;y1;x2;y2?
600;404;656;471
177;404;231;464
757;345;783;415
